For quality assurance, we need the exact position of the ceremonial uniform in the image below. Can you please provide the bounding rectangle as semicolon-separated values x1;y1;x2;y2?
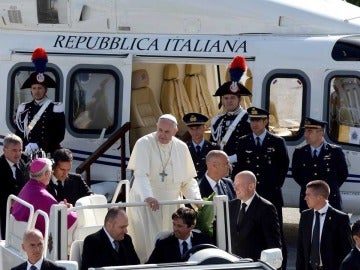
210;56;252;163
187;140;219;180
292;117;348;212
292;141;348;211
210;80;252;160
15;48;65;155
210;110;251;157
183;113;220;180
234;131;289;209
15;99;65;154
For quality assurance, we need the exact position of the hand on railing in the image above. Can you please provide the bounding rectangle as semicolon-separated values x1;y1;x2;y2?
145;197;160;211
60;199;73;209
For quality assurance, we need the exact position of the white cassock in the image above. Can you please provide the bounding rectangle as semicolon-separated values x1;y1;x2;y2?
127;132;201;262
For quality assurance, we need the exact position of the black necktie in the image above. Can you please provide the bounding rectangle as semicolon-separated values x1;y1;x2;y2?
113;240;120;253
215;182;223;195
313;149;318;159
310;211;321;269
57;180;64;200
196;145;201;155
182;241;188;255
256;137;261;147
237;202;247;229
30;265;37;270
14;164;23;184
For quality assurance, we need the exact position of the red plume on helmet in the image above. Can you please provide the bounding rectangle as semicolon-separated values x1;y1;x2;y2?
32;47;48;74
20;47;56;89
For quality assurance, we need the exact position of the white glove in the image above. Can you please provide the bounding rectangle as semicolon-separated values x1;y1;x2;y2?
229;154;238;164
24;143;39;154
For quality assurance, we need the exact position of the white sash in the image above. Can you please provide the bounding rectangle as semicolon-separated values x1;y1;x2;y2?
26;99;52;134
219;110;246;150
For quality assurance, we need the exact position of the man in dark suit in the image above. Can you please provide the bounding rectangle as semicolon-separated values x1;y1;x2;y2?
232;107;289;268
340;219;360;270
11;229;65;270
296;180;353;270
0;134;29;240
183;113;220;180
229;170;282;260
47;148;93;205
198;150;235;200
81;206;140;270
147;207;212;263
292;117;348;212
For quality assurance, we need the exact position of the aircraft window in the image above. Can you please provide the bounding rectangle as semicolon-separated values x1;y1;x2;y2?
37;0;67;24
69;71;117;134
10;69;59;124
268;77;303;137
329;76;360;144
332;35;360;61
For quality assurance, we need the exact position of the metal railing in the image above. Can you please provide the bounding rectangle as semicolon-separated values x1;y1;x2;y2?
76;122;131;185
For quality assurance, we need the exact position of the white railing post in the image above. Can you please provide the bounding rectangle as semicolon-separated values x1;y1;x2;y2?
47;204;68;260
213;195;231;252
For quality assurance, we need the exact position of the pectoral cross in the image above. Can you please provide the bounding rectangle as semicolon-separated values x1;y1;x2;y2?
159;170;168;182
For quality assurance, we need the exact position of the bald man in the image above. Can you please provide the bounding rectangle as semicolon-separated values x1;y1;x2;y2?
11;229;65;270
81;206;139;270
229;170;281;260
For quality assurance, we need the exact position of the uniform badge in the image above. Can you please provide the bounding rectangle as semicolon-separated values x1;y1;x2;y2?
36;73;45;83
229;81;239;93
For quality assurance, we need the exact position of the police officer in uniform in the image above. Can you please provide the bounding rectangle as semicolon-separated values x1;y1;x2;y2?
183;113;219;180
210;56;252;168
292;117;348;212
233;106;289;269
15;48;65;156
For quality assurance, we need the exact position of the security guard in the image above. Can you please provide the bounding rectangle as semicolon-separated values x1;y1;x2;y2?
15;48;65;156
210;56;252;165
233;107;289;221
292;117;348;212
233;106;289;269
183;113;219;180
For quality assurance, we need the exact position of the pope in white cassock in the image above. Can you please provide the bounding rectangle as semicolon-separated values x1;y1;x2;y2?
127;114;202;262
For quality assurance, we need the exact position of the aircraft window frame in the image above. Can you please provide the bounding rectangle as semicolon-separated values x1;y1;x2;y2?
66;66;122;138
263;71;309;142
325;72;360;146
7;64;62;133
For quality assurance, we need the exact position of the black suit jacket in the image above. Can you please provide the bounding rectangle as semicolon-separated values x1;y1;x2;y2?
229;194;281;260
198;176;235;200
0;154;28;239
292;141;348;211
187;140;220;180
47;173;93;205
11;258;66;270
296;206;353;270
340;248;360;270
233;132;289;210
81;228;139;270
146;231;212;263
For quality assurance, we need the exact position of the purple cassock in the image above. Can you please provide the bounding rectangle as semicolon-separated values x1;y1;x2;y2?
12;179;77;235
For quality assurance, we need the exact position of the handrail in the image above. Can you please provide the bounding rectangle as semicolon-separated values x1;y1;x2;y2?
76;122;131;185
32;209;50;257
5;195;34;246
111;179;130;203
6;195;50;257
